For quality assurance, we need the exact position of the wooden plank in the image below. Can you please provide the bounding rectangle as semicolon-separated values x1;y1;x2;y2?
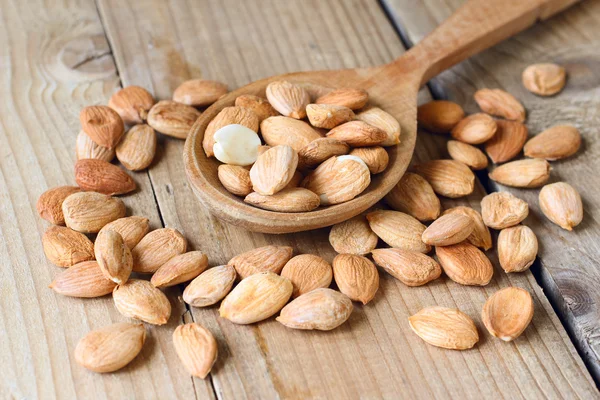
384;0;600;382
97;0;597;398
0;0;209;398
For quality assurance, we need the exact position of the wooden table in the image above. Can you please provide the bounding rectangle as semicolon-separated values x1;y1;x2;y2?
1;0;599;398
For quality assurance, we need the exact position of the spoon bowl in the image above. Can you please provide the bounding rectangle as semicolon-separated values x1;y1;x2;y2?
184;0;575;233
184;66;419;233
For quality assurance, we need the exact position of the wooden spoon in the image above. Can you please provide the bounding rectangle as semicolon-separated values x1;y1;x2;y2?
184;0;577;234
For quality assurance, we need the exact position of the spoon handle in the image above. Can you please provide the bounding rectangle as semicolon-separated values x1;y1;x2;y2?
404;0;579;84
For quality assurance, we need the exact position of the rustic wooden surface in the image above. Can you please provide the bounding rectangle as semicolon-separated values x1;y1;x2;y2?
0;0;598;398
384;0;600;381
0;0;208;398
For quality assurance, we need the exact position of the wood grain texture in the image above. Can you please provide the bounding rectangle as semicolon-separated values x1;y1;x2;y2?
385;0;600;382
0;0;208;398
397;0;580;84
97;0;597;398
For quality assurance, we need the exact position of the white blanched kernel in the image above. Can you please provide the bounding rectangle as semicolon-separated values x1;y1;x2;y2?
213;124;261;166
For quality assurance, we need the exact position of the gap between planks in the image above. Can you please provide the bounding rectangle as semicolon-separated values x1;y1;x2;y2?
91;1;219;398
381;0;600;385
90;4;217;399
